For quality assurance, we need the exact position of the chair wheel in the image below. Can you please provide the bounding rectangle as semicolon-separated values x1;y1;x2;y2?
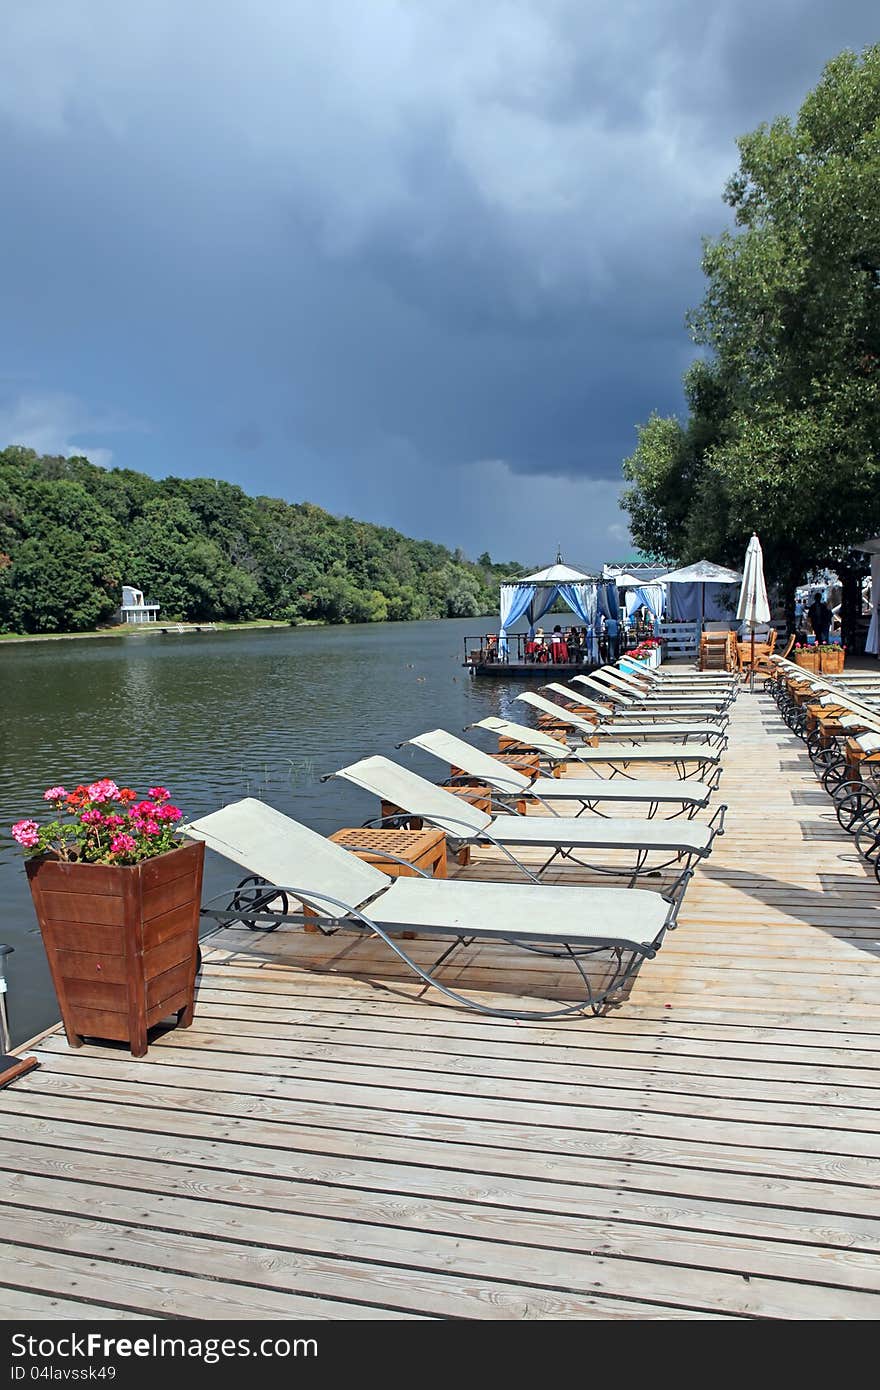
835;789;880;834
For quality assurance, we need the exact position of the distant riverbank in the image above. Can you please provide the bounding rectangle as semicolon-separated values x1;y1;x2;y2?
0;618;322;645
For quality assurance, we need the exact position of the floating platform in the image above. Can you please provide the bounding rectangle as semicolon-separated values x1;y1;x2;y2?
465;660;592;678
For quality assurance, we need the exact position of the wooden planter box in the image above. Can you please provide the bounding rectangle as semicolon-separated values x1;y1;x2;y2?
793;649;820;672
820;648;845;674
26;840;204;1058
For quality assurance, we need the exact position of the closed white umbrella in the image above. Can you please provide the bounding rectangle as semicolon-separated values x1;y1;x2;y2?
736;533;771;691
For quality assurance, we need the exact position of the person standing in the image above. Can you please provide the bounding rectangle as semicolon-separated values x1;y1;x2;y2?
807;592;832;644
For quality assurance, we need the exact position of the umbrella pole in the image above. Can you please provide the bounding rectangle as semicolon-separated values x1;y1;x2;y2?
750;626;755;694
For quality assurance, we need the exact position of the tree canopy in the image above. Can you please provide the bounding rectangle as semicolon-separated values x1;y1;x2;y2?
0;447;522;634
622;45;880;604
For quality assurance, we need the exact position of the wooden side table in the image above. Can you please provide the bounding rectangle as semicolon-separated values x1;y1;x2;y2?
380;786;492;867
450;750;539;780
845;739;867;782
497;732;566;775
304;826;447;935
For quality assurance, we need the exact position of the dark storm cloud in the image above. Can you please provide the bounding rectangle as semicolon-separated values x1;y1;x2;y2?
0;1;876;564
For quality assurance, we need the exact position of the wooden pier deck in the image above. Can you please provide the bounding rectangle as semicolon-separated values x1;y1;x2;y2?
2;689;880;1319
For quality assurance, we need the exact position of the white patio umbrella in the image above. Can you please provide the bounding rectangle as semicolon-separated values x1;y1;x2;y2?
736;533;771;691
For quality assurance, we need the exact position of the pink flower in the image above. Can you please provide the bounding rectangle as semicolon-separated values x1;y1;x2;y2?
110;833;137;856
43;786;67;802
141;820;161;836
148;786;171;802
103;813;125;829
156;804;182;822
87;779;120;804
133;800;157;818
81;809;106;825
11;819;40;848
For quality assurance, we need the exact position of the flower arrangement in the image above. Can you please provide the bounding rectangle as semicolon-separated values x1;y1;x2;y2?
12;780;184;865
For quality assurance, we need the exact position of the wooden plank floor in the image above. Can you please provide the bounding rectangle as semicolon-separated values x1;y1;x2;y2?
2;687;880;1319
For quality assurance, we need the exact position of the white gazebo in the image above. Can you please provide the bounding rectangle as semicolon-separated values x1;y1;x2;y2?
118;585;160;625
497;556;620;662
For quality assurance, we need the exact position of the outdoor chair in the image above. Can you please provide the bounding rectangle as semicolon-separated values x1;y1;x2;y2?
572;672;734;713
186;799;693;1019
606;663;736;695
330;754;726;885
473;715;725;781
541;681;727;725
516;691;727;746
403;727;722;819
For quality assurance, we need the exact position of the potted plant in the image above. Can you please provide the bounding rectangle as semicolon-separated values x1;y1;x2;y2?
12;781;204;1058
819;643;845;674
793;642;820;672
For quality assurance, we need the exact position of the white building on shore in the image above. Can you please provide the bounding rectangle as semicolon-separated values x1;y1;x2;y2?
118;585;160;625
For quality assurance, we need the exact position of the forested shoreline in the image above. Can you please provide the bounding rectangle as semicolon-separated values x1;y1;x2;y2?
0;447;522;634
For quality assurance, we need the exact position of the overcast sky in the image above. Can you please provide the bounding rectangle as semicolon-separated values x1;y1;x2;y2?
1;2;876;569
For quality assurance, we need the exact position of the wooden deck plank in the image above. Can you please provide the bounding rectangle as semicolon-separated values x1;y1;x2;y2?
2;685;880;1318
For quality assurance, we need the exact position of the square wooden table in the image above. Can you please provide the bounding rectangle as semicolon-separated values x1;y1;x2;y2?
497;732;566;775
329;826;447;877
450;750;539;780
304;826;447;936
379;785;494;868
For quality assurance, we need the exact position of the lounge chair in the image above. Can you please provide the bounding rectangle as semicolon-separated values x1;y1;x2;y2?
185;798;692;1019
402;728;721;818
605;665;734;698
570;673;729;711
330;754;725;884
473;715;723;780
589;668;736;707
516;691;727;746
541;681;726;725
622;660;738;684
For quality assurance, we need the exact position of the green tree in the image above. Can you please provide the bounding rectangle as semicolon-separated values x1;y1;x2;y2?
622;45;880;614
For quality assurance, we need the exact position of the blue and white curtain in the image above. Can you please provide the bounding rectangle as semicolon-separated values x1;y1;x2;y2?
558;582;599;662
596;581;619;620
632;583;664;633
526;584;559;637
498;583;536;655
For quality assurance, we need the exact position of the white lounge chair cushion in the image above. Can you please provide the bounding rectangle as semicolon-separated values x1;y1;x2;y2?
568;743;720;764
408;728;533;791
517;691;600;735
407;731;712;806
371;877;670;947
334;758;714;852
530;777;711;806
337;755;494;835
486;816;711;853
585;722;721;740
475;717;572;759
186;798;672;949
184;797;390;910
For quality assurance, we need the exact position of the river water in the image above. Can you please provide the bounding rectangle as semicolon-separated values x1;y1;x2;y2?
0;619;533;1045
